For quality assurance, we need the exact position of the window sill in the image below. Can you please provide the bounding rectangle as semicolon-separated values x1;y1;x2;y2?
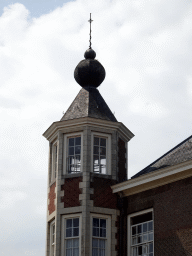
62;172;83;179
90;172;112;179
49;179;56;187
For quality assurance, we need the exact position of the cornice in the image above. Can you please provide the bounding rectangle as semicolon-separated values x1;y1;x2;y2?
43;117;134;142
111;159;192;196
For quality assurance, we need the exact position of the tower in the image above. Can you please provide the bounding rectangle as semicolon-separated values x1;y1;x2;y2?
43;16;134;256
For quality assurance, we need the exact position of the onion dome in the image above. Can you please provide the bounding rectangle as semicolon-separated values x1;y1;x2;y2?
74;48;106;88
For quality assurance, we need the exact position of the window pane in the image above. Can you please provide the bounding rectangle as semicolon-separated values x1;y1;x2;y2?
132;247;137;256
143;234;148;242
99;249;105;256
101;166;106;174
100;228;106;238
100;147;106;156
69;138;74;146
73;248;79;256
73;218;79;227
143;223;147;233
93;248;98;256
149;254;153;256
69;147;74;156
142;244;148;254
138;225;142;234
94;137;99;145
92;238;98;248
93;218;99;227
132;226;137;235
66;228;72;237
73;228;79;237
93;227;99;237
75;145;81;155
99;240;105;249
75;137;81;145
148;221;153;231
148;232;153;241
73;238;79;248
67;219;72;228
100;138;106;147
66;249;72;256
137;235;142;244
94;146;99;155
138;246;142;255
100;219;106;228
132;237;137;245
66;239;72;248
149;243;153;253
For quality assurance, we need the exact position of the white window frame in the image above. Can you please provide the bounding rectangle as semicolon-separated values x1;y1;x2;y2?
63;132;83;175
90;213;111;256
50;219;55;256
61;213;82;256
51;141;58;182
91;132;111;175
127;208;154;256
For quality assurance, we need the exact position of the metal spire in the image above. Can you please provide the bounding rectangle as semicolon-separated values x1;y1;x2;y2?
88;13;93;49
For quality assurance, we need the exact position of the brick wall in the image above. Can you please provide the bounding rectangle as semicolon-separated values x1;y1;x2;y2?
61;177;82;208
48;182;56;215
90;177;117;209
125;176;192;256
118;138;127;182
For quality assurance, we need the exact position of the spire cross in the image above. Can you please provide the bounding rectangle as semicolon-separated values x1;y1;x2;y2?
88;13;93;49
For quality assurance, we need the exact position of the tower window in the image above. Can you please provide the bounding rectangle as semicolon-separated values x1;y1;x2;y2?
93;136;107;174
50;220;55;256
67;136;81;173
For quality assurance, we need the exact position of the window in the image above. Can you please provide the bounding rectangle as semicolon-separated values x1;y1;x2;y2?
128;209;154;256
91;214;111;256
91;133;111;175
50;220;55;256
64;134;82;174
61;214;81;256
51;142;58;181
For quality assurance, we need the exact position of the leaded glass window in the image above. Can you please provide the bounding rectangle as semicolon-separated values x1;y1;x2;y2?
131;212;153;256
65;218;79;256
67;136;81;173
93;137;106;174
92;218;106;256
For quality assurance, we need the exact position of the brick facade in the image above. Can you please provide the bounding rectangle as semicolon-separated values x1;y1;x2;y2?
118;138;127;182
48;182;56;215
90;176;118;209
124;177;192;256
61;176;82;208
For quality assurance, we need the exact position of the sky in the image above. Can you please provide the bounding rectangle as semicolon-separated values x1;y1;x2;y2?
0;0;192;255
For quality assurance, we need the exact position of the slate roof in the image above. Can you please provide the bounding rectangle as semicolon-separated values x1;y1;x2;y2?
132;135;192;179
60;87;117;122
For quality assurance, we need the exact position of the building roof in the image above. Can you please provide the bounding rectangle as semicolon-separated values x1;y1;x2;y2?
132;135;192;179
60;87;117;122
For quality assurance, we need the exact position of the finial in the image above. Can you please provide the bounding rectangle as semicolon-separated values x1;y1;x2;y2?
88;13;93;49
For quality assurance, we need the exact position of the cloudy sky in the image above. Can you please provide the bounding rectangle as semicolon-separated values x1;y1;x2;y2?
0;0;192;255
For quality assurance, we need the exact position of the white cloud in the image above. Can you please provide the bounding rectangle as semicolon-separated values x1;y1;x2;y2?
0;0;192;255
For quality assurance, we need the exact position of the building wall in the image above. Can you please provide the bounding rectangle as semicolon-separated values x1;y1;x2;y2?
125;176;192;256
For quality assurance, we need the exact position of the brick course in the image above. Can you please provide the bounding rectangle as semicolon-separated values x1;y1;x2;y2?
61;177;82;208
90;177;118;209
48;182;56;215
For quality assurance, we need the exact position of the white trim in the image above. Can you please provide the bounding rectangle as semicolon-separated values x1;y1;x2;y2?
61;213;82;256
63;132;83;175
127;209;153;256
51;141;58;182
43;117;134;142
50;219;55;256
112;159;192;195
90;213;111;256
91;132;111;175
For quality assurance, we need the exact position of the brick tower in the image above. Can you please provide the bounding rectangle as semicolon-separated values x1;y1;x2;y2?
43;38;134;255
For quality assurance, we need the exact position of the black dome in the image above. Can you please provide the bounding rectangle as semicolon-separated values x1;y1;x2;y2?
74;48;106;88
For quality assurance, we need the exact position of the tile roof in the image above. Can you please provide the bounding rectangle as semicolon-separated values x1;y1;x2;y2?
132;135;192;179
60;87;117;122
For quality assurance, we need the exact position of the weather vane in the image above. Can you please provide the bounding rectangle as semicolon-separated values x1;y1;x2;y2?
88;13;93;49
